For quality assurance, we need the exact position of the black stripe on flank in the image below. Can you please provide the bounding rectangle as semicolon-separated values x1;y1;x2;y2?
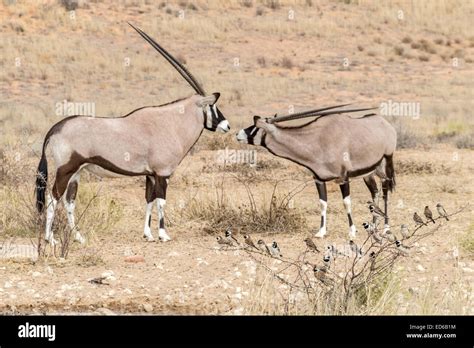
347;158;383;178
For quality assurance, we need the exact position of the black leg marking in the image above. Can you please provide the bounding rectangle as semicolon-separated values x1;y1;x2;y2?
382;181;389;225
363;175;379;202
347;213;353;226
159;218;165;229
145;176;156;203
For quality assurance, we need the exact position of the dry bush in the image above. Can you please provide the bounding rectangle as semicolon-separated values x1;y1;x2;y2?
280;57;294;69
240;0;253;7
459;223;474;256
232;205;467;314
401;36;412;44
264;0;280;10
169;177;307;235
197;133;236;151
393;46;404;56
394;123;422;149
454;133;474;149
396;159;451;175
257;56;267;68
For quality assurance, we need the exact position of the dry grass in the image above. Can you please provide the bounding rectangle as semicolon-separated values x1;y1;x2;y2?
169;177;308;235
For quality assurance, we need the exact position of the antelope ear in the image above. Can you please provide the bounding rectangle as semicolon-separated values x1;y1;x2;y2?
196;94;218;107
253;115;261;124
255;117;276;133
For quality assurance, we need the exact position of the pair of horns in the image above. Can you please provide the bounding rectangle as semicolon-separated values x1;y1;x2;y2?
128;22;206;96
266;104;378;124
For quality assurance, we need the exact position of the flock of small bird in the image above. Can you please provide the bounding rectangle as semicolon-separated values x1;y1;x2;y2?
215;202;450;287
216;228;283;258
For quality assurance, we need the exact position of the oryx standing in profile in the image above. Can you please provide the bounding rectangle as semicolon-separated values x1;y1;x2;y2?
35;24;230;245
236;105;396;238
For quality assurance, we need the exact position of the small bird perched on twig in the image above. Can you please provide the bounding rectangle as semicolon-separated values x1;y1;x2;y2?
327;245;348;258
349;240;362;258
257;239;270;255
269;241;282;258
383;229;397;242
313;265;334;286
436;203;449;221
304;237;320;253
400;224;409;239
362;222;375;235
424;206;436;224
395;240;410;256
244;235;258;250
368;203;386;220
413;212;427;226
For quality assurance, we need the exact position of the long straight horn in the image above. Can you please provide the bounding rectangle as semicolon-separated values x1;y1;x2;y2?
267;103;352;124
128;22;206;96
268;105;378;124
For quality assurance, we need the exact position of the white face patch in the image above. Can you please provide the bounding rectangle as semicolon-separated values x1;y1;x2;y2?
217;119;230;133
236;129;248;143
205;105;213;128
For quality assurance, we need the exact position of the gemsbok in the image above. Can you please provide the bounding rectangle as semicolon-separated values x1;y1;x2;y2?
236;105;396;238
35;24;230;245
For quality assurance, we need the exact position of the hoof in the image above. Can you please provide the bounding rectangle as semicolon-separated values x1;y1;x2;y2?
144;235;155;242
314;231;326;239
158;229;171;242
158;236;171;242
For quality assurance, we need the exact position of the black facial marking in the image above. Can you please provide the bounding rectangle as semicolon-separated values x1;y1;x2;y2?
243;125;257;145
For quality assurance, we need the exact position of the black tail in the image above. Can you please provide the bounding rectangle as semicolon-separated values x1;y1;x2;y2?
385;155;396;192
36;151;48;213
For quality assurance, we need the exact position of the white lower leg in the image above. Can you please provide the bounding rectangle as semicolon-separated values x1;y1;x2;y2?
315;199;327;238
143;201;155;242
343;196;357;238
64;199;85;244
45;195;58;245
157;198;171;241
